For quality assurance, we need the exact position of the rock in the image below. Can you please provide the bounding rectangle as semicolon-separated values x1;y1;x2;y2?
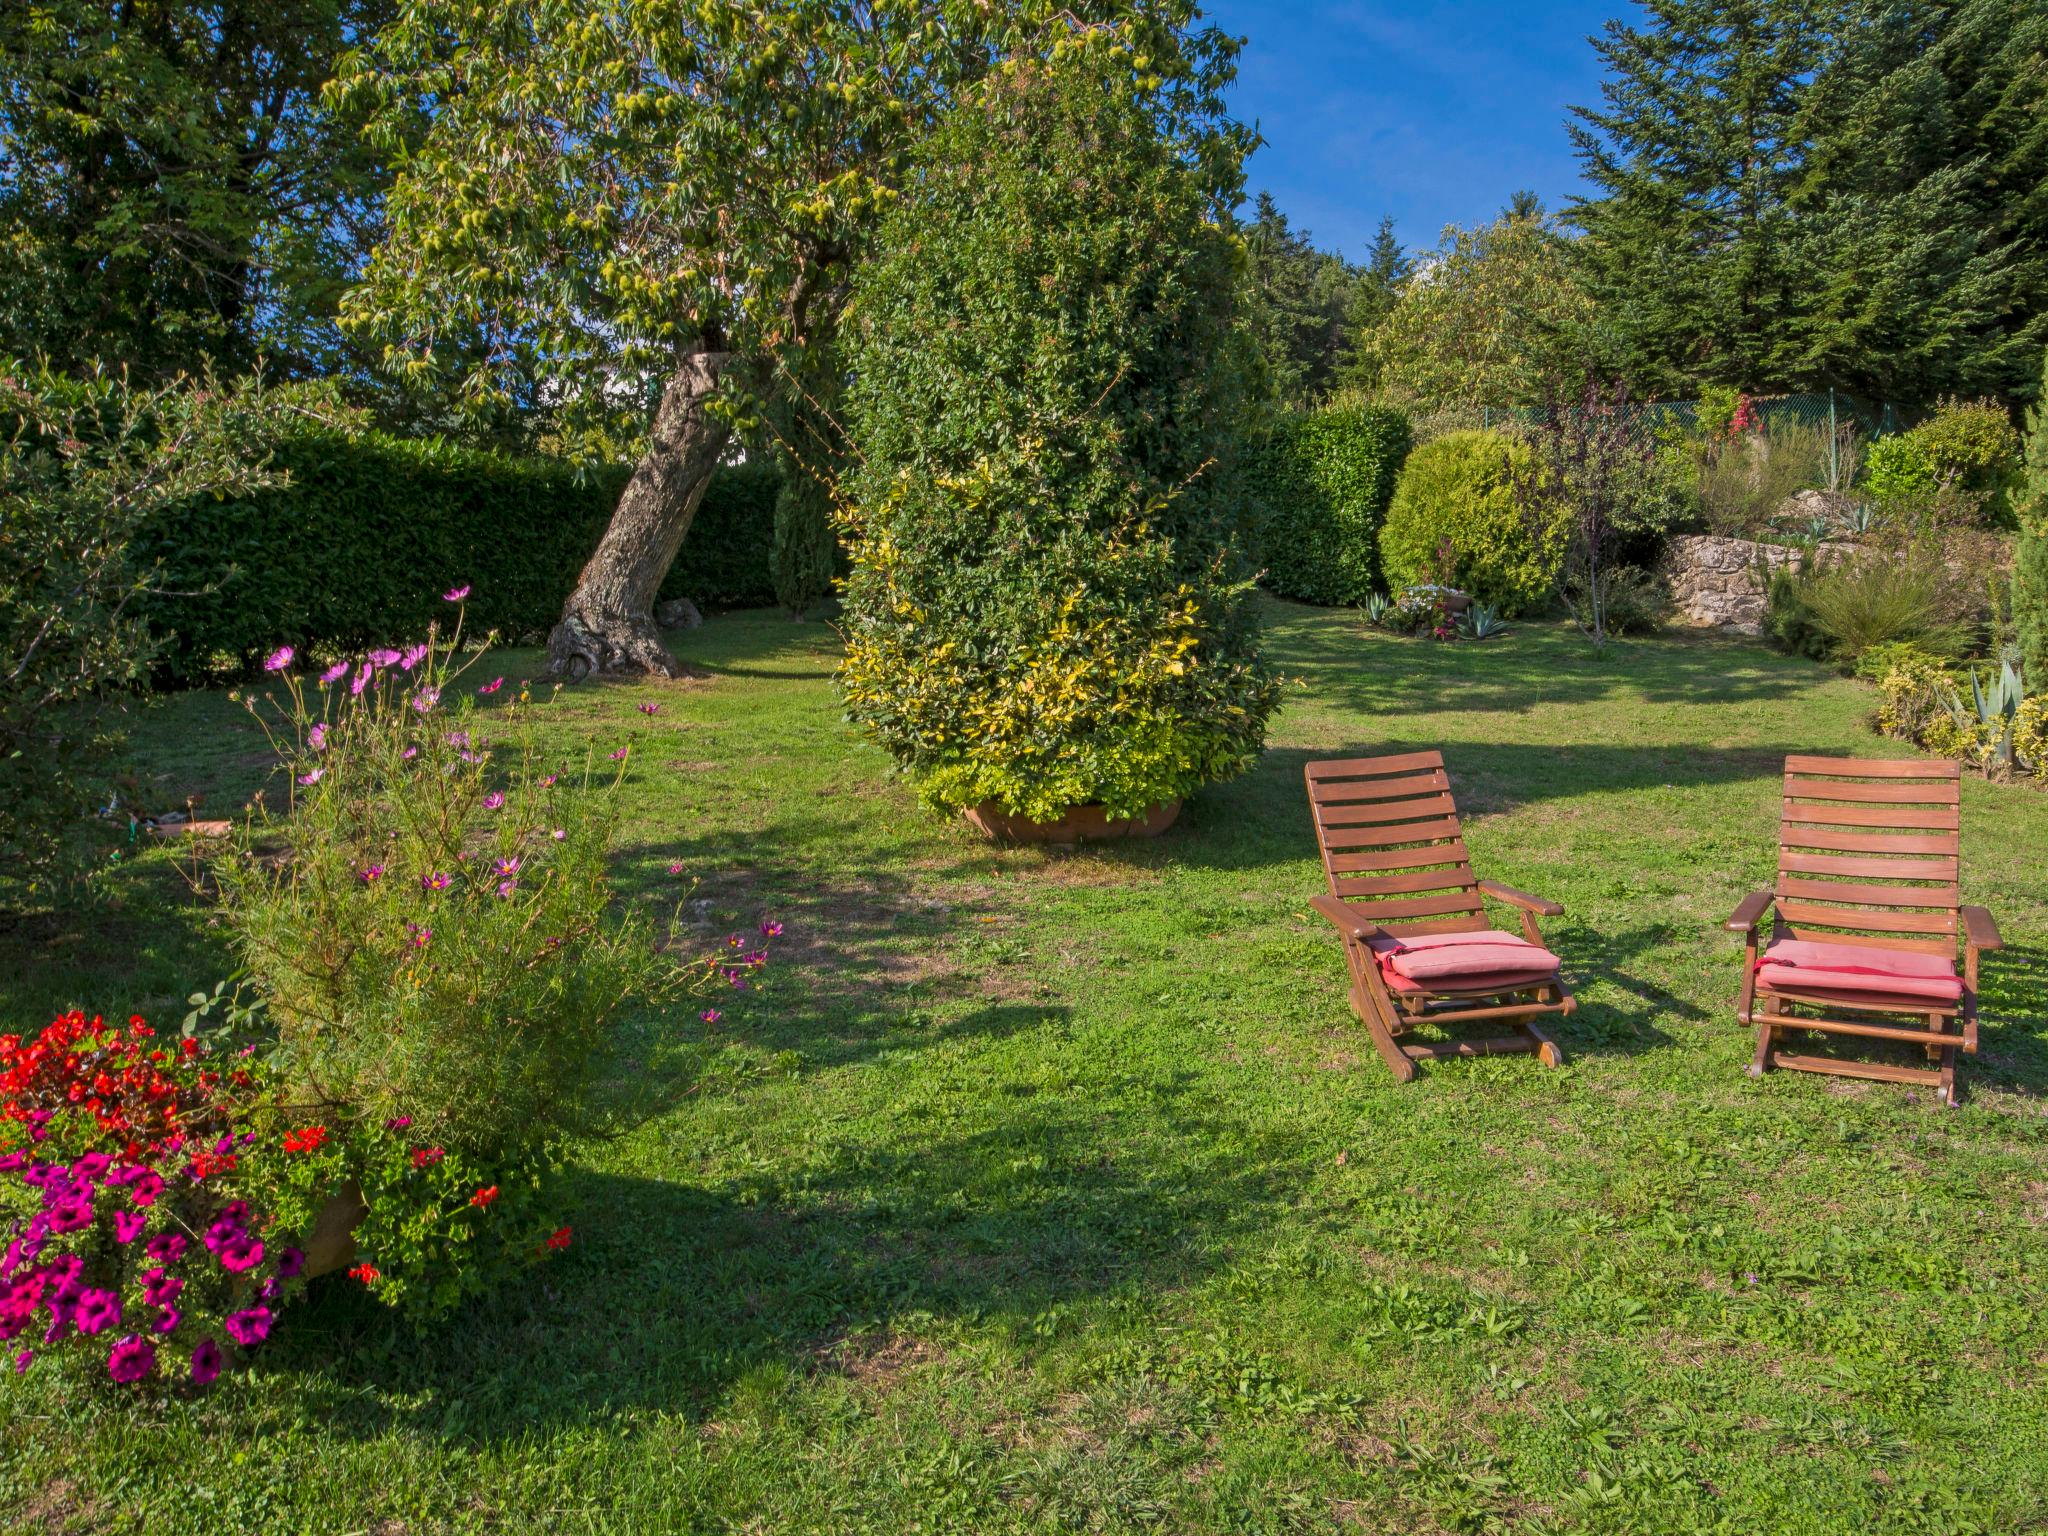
1660;533;1855;634
1777;488;1854;529
655;597;703;631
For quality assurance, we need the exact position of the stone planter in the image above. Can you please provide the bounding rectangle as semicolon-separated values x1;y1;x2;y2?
301;1182;369;1279
961;799;1181;845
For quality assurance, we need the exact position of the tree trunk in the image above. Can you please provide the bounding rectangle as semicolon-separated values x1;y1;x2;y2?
546;343;734;680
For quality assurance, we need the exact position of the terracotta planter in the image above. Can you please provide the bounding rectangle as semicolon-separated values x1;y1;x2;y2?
961;798;1181;845
301;1182;369;1279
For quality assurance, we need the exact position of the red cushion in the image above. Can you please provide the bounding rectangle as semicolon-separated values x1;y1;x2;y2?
1755;937;1961;1003
1369;930;1560;992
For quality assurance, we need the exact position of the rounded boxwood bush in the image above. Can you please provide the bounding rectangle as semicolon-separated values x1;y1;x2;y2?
836;53;1278;822
1246;400;1413;605
1379;429;1566;615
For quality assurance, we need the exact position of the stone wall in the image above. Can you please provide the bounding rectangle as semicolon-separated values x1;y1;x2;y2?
1661;534;1851;634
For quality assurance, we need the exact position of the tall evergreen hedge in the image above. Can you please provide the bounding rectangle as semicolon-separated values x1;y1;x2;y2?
139;429;778;679
1244;400;1412;604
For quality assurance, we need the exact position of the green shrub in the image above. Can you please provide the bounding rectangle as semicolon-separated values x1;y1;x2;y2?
2016;529;2048;685
139;431;779;680
0;364;286;890
1563;563;1666;636
770;460;841;615
1380;429;1566;615
1910;396;2020;515
1244;399;1412;604
1864;434;1936;501
1773;549;1971;667
837;54;1277;822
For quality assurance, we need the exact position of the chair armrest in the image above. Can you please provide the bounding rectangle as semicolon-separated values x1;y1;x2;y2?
1308;894;1383;942
1962;905;2003;952
1477;879;1563;917
1725;890;1774;933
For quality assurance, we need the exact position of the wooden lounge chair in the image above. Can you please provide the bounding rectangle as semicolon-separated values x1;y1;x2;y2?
1728;755;2003;1108
1305;751;1574;1082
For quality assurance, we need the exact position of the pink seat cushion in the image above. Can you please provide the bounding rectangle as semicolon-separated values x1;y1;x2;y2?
1755;937;1961;1003
1368;930;1560;993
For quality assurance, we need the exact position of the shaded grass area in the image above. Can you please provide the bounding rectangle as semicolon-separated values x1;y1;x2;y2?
3;598;2046;1534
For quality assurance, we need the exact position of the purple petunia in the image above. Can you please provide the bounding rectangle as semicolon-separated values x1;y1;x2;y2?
46;1197;92;1234
107;1333;155;1384
144;1232;186;1264
276;1247;306;1280
112;1210;147;1244
219;1235;265;1274
73;1289;120;1336
190;1336;223;1384
224;1307;271;1347
152;1307;180;1334
263;646;294;673
141;1269;182;1307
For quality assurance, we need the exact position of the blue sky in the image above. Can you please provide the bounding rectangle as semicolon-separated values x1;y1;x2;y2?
1203;1;1633;261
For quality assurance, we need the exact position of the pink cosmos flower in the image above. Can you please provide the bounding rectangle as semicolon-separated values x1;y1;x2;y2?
350;661;373;696
551;828;566;841
190;1337;223;1384
478;677;504;695
496;879;518;899
443;584;470;602
482;791;505;810
107;1334;155;1384
411;688;440;714
540;774;558;787
609;747;628;761
700;1009;722;1024
402;746;418;760
421;871;451;892
668;861;686;876
760;919;784;938
263;646;294;673
638;703;659;716
493;856;521;878
400;644;429;671
297;768;323;786
307;722;327;752
359;864;385;884
320;661;349;684
368;647;402;668
407;924;432;949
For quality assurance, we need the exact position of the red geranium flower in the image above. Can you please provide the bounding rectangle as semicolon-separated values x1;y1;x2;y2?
469;1185;499;1210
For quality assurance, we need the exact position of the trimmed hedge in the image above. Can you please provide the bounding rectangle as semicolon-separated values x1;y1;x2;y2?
1244;401;1412;604
140;429;778;679
1380;429;1565;615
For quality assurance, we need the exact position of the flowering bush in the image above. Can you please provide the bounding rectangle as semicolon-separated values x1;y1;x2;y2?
215;598;751;1165
1;1010;307;1388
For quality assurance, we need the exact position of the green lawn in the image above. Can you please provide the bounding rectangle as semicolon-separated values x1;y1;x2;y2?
4;599;2046;1535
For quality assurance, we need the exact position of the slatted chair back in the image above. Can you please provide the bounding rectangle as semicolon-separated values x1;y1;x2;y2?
1775;756;1961;959
1305;751;1489;939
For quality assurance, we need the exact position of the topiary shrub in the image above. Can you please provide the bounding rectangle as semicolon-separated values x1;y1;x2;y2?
836;52;1277;823
1379;430;1565;615
2016;530;2048;685
1244;399;1412;604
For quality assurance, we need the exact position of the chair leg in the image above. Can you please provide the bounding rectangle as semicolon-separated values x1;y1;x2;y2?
1350;984;1417;1083
1520;994;1564;1068
1748;1016;1776;1078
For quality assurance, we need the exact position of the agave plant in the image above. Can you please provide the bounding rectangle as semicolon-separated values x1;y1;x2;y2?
1360;591;1395;627
1945;657;2026;772
1457;603;1508;641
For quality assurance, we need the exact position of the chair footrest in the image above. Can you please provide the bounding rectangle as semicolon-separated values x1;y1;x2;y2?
1756;1011;1973;1052
1767;1051;1943;1087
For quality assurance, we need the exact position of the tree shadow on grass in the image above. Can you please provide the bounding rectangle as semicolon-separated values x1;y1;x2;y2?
265;1025;1305;1443
1552;921;1701;1058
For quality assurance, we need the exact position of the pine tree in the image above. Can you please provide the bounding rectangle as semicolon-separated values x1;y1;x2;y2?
2016;350;2048;684
1241;192;1361;404
1335;215;1408;391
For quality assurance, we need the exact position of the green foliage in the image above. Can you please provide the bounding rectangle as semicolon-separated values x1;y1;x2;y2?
1364;214;1595;411
214;624;694;1165
1243;399;1412;605
2021;352;2048;538
140;430;778;680
770;467;841;617
0;364;286;893
1239;194;1388;406
0;1;394;379
2018;531;2048;688
1381;431;1566;615
1570;0;2048;401
1772;549;1971;667
1563;564;1666;636
334;0;1250;450
1864;434;1936;499
1908;396;2022;517
837;54;1277;822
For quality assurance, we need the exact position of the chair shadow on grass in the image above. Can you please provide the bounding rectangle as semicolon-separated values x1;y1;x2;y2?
266;1011;1307;1444
1548;921;1700;1059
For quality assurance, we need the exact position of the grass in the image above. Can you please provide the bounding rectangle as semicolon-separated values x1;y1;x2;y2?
3;598;2046;1534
